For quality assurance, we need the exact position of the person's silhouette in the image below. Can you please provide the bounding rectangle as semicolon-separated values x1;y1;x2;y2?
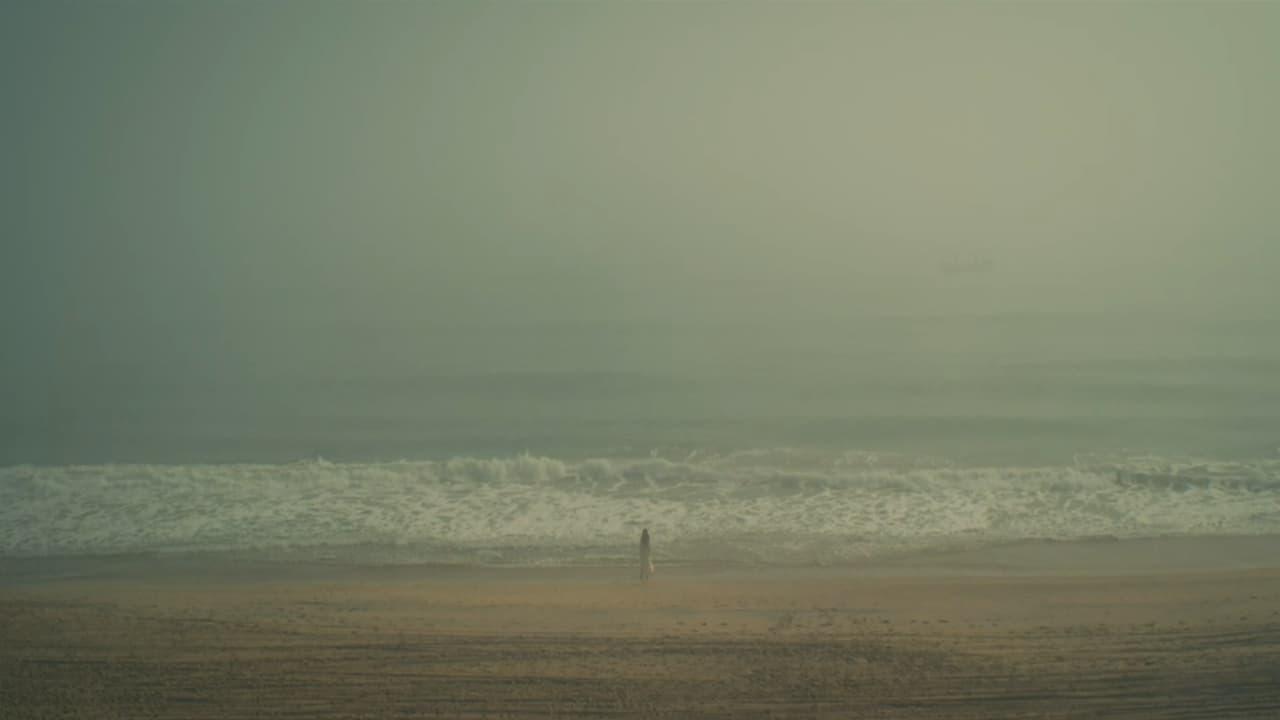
639;528;654;582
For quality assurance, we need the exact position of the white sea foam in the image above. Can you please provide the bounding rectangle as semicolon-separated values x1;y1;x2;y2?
2;450;1278;565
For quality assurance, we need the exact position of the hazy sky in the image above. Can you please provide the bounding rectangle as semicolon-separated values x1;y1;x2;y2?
4;0;1278;389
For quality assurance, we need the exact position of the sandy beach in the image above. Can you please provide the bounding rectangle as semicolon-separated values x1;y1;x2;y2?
2;537;1279;719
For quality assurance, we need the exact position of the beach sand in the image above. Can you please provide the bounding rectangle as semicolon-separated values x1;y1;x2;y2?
2;537;1279;718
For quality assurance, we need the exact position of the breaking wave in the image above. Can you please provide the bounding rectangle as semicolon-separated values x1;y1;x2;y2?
3;449;1279;565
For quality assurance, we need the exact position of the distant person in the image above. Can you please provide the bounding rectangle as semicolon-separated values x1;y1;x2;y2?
640;528;654;582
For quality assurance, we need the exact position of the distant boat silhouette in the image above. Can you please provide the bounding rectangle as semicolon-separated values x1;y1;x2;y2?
939;254;993;275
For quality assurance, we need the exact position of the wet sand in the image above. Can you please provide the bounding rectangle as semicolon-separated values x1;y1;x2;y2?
2;537;1280;718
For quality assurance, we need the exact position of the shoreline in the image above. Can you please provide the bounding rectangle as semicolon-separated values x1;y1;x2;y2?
3;533;1278;586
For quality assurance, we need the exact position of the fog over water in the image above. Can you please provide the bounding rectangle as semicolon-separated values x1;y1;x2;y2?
2;2;1278;563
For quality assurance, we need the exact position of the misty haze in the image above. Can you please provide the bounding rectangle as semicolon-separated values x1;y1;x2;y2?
2;2;1279;718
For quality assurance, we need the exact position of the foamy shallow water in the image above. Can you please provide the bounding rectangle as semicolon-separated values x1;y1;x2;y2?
3;450;1279;565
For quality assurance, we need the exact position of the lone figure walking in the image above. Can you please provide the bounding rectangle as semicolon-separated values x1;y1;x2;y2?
639;528;654;582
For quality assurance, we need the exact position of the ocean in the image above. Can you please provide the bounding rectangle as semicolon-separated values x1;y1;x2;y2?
3;450;1280;566
3;313;1279;566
